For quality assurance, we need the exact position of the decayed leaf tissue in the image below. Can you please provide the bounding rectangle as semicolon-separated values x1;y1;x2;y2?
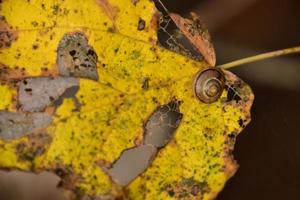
0;0;254;199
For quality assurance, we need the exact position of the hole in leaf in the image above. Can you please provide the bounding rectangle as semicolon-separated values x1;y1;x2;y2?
106;100;183;186
18;77;79;112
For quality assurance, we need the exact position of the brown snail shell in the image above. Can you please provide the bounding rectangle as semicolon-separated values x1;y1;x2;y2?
194;68;225;103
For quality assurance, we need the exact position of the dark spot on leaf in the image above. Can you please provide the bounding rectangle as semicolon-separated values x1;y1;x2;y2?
55;168;66;177
238;118;245;128
87;49;96;56
137;18;146;30
32;44;39;49
132;0;140;6
69;50;76;56
228;133;235;139
16;133;51;161
31;21;38;27
141;77;149;90
168;190;175;197
52;4;60;15
49;96;55;101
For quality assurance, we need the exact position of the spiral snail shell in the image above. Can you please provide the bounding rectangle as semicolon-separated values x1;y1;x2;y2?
194;68;225;103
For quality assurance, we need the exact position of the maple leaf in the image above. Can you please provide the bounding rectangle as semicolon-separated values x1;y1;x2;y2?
0;0;253;200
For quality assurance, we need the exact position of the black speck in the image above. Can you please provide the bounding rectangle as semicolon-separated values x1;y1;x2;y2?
49;96;55;101
87;49;96;56
228;133;235;139
31;21;38;27
238;118;245;128
55;168;66;177
142;77;150;90
69;50;76;56
32;44;39;50
168;190;175;197
80;63;87;68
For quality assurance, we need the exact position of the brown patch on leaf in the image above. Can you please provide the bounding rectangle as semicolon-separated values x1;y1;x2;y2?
164;178;210;199
222;151;239;178
0;64;29;84
95;159;112;169
169;12;216;66
0;16;18;48
40;66;59;77
150;11;159;32
48;164;83;193
131;0;140;6
96;0;119;24
16;133;52;162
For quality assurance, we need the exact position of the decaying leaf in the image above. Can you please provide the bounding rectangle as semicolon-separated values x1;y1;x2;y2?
169;12;216;66
154;0;216;66
0;0;254;200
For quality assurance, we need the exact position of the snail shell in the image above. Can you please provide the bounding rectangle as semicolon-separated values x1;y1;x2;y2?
194;68;225;103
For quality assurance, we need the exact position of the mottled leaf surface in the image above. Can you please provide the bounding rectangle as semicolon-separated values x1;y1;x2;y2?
0;1;253;200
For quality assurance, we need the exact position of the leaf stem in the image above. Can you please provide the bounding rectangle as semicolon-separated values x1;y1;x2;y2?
217;46;300;69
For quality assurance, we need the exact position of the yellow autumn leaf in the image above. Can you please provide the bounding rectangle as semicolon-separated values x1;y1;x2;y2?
0;0;253;200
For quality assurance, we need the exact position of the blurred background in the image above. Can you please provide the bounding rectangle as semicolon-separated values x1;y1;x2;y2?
1;0;300;199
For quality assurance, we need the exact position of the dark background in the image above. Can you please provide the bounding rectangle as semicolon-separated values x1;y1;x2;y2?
1;0;300;199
